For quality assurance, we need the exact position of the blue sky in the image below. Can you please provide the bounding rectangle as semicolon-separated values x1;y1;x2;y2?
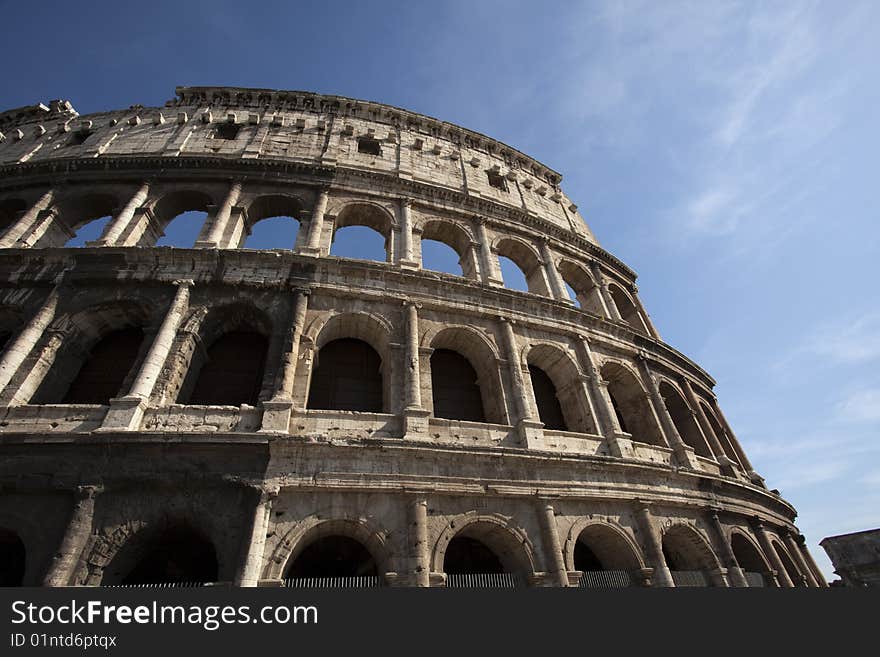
2;1;878;580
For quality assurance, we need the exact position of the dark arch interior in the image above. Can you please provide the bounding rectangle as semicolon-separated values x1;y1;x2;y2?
775;543;805;586
660;383;712;458
608;390;629;433
307;338;383;412
528;365;567;431
120;525;218;586
62;327;145;404
286;536;377;579
431;349;485;422
731;534;768;573
444;536;504;574
188;331;268;406
574;541;604;571
0;528;26;586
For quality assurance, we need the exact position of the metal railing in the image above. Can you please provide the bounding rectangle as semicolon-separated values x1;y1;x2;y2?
283;576;384;588
670;570;711;587
105;581;206;588
578;570;634;589
743;571;767;587
446;572;523;588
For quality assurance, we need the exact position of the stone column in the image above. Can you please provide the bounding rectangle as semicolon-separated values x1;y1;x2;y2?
590;262;622;321
401;302;430;437
398;198;418;269
635;355;697;469
411;498;430;587
539;239;569;303
752;519;794;588
261;288;310;433
235;486;278;587
90;182;150;246
634;503;674;587
708;512;748;587
0;285;61;395
631;284;661;339
784;532;818;587
680;378;739;477
474;217;503;286
795;533;828;587
498;318;543;448
42;486;99;587
99;281;192;432
573;336;634;458
538;502;569;586
195;180;241;248
0;190;54;247
300;188;329;256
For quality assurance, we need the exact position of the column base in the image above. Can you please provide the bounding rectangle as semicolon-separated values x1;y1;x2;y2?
296;246;322;257
653;565;675;587
709;567;730;587
398;259;420;271
192;240;220;249
260;398;293;433
606;431;635;458
257;579;284;588
747;470;766;487
95;395;147;432
402;407;431;439
633;567;654;587
671;443;698;470
717;455;743;479
727;565;749;587
516;419;545;450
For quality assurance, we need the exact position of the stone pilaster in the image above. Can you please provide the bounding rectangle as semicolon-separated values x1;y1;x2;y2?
99;280;192;432
300;187;329;256
680;378;740;477
498;318;544;449
784;532;818;587
89;182;150;246
752;519;794;587
538;502;569;586
539;239;570;303
398;198;418;269
0;190;54;247
590;262;622;321
401;301;430;437
195;180;241;248
474;216;503;286
0;284;61;395
711;399;763;485
635;355;697;469
42;486;99;587
634;503;674;587
261;288;310;433
235;485;278;587
795;533;828;587
708;512;749;587
411;498;430;587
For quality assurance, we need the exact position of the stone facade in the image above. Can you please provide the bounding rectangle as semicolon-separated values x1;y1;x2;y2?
0;87;826;587
821;529;880;587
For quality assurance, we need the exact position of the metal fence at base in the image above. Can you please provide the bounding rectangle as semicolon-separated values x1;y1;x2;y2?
578;570;634;588
744;571;767;587
446;573;522;588
105;582;206;588
283;576;384;588
670;570;711;587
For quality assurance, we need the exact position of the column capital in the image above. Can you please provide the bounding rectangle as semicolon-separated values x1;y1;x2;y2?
75;485;101;500
172;278;194;288
473;215;488;226
399;197;414;207
402;299;422;310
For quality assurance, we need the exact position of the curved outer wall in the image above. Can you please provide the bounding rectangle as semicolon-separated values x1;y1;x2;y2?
0;87;825;587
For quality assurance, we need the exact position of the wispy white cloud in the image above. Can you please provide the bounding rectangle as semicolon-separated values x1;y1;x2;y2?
804;311;880;365
837;389;880;423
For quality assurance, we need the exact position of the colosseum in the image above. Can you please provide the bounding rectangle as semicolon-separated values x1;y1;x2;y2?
0;86;826;588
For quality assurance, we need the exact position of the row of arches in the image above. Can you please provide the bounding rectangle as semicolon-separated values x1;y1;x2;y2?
0;515;811;587
1;291;739;465
0;190;652;334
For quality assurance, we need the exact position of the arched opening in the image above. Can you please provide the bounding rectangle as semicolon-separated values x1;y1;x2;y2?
419;220;475;278
574;524;642;588
331;203;391;262
187;331;269;406
608;284;649;334
0;306;22;354
0;528;26;586
430;349;486;422
441;521;531;587
36;193;117;248
152;191;213;247
65;215;112;247
285;536;378;579
421;239;463;276
528;365;566;431
307;338;383;412
445;537;504;574
773;541;806;587
662;525;719;587
243;194;302;249
495;238;549;296
600;363;665;446
61;328;145;404
731;533;772;587
658;382;712;458
105;524;218;586
558;260;606;315
243;216;300;249
0;198;27;237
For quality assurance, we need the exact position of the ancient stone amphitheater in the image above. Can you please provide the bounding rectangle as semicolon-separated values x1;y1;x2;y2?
0;86;825;588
